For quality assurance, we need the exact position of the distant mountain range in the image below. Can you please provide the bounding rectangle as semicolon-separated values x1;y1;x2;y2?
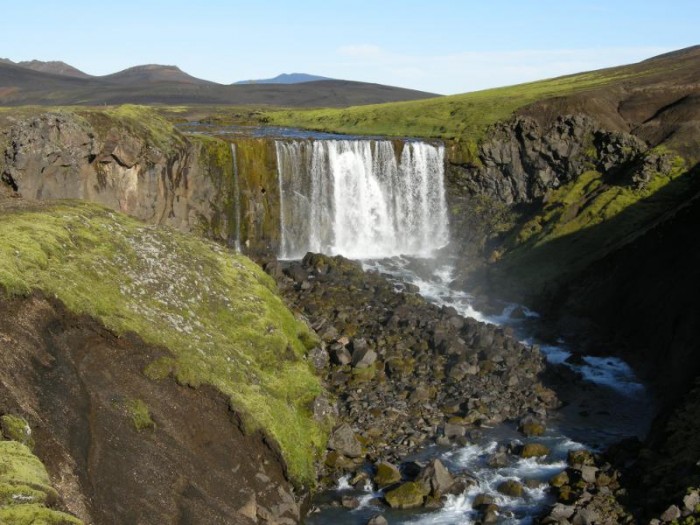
0;59;438;107
235;73;331;85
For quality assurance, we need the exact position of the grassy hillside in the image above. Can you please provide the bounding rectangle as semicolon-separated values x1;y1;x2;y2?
0;200;328;486
263;46;700;147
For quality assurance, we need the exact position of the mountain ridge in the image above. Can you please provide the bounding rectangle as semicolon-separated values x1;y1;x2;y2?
235;73;332;85
0;60;438;107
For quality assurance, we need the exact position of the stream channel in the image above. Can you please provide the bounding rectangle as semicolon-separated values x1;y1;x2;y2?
183;123;654;524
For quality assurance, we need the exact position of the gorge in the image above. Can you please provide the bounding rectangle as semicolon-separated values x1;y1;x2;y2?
0;45;699;525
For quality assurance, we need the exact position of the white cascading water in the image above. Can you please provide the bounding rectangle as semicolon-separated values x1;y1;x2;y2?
276;140;449;260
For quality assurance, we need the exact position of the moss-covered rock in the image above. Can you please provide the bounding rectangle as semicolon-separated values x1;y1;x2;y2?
0;503;82;525
520;443;550;458
0;416;33;449
497;479;524;498
384;481;429;509
374;461;401;488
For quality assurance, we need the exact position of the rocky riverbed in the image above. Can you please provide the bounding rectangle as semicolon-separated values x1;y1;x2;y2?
264;253;563;520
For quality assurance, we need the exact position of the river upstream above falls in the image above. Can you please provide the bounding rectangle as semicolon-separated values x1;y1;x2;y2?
185;124;655;523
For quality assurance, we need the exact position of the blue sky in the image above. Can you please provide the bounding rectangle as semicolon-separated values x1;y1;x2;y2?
2;0;698;94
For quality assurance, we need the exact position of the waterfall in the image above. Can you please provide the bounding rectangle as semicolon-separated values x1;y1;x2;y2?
276;139;449;260
230;143;241;252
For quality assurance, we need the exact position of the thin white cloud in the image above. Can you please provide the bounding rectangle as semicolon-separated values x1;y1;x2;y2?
333;45;674;94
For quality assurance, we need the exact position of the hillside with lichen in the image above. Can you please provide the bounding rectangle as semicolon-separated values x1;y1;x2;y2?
0;197;329;522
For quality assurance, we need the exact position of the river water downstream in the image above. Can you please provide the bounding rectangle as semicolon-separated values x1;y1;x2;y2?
302;255;653;524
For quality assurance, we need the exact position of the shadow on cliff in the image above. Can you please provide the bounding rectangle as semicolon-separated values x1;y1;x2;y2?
486;167;700;516
479;163;700;411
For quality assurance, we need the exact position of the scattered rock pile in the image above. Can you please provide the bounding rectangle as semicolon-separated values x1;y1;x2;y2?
266;253;558;482
540;449;633;524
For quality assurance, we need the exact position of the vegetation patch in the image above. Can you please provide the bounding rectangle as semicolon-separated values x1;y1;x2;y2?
261;66;648;142
0;440;81;524
0;200;327;485
126;399;155;431
0;416;33;449
493;152;693;292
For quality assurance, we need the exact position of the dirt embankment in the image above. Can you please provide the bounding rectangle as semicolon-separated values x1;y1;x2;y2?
0;293;300;524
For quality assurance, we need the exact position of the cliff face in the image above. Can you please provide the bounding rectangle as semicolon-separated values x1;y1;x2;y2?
0;293;298;524
444;102;700;516
1;108;238;244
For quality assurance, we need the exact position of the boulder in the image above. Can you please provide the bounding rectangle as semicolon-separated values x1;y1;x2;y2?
308;347;330;370
497;480;523;498
331;347;352;366
374;461;401;488
352;347;378;369
443;422;466;438
659;505;681;522
518;416;545;437
341;495;360;509
579;465;598;484
328;424;362;458
549;470;569;488
520;443;549;458
367;515;388;525
416;459;454;497
384;482;429;509
684;490;700;512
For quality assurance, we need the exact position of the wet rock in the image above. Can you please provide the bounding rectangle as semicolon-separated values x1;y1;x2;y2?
416;459;454;497
443;422;466;439
497;480;523;498
374;461;401;488
659;504;681;522
384;482;429;509
520;443;549;458
518;416;545;437
567;449;594;467
550;470;569;488
473;493;495;508
341;495;360;509
683;490;700;511
367;515;388;525
328;424;362;458
578;465;598;484
482;504;500;523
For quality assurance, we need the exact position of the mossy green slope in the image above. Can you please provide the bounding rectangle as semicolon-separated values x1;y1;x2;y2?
0;440;82;524
264;67;637;142
262;47;698;149
0;200;326;485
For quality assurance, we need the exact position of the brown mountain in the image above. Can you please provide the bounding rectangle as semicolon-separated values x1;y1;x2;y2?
0;60;439;107
16;59;90;78
100;64;216;85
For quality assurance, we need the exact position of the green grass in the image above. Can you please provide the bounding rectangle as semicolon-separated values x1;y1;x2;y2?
262;65;648;143
492;152;693;293
0;416;33;449
126;400;155;432
0;440;82;524
0;201;327;486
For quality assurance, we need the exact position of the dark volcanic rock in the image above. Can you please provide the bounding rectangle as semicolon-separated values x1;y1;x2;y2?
266;252;556;479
